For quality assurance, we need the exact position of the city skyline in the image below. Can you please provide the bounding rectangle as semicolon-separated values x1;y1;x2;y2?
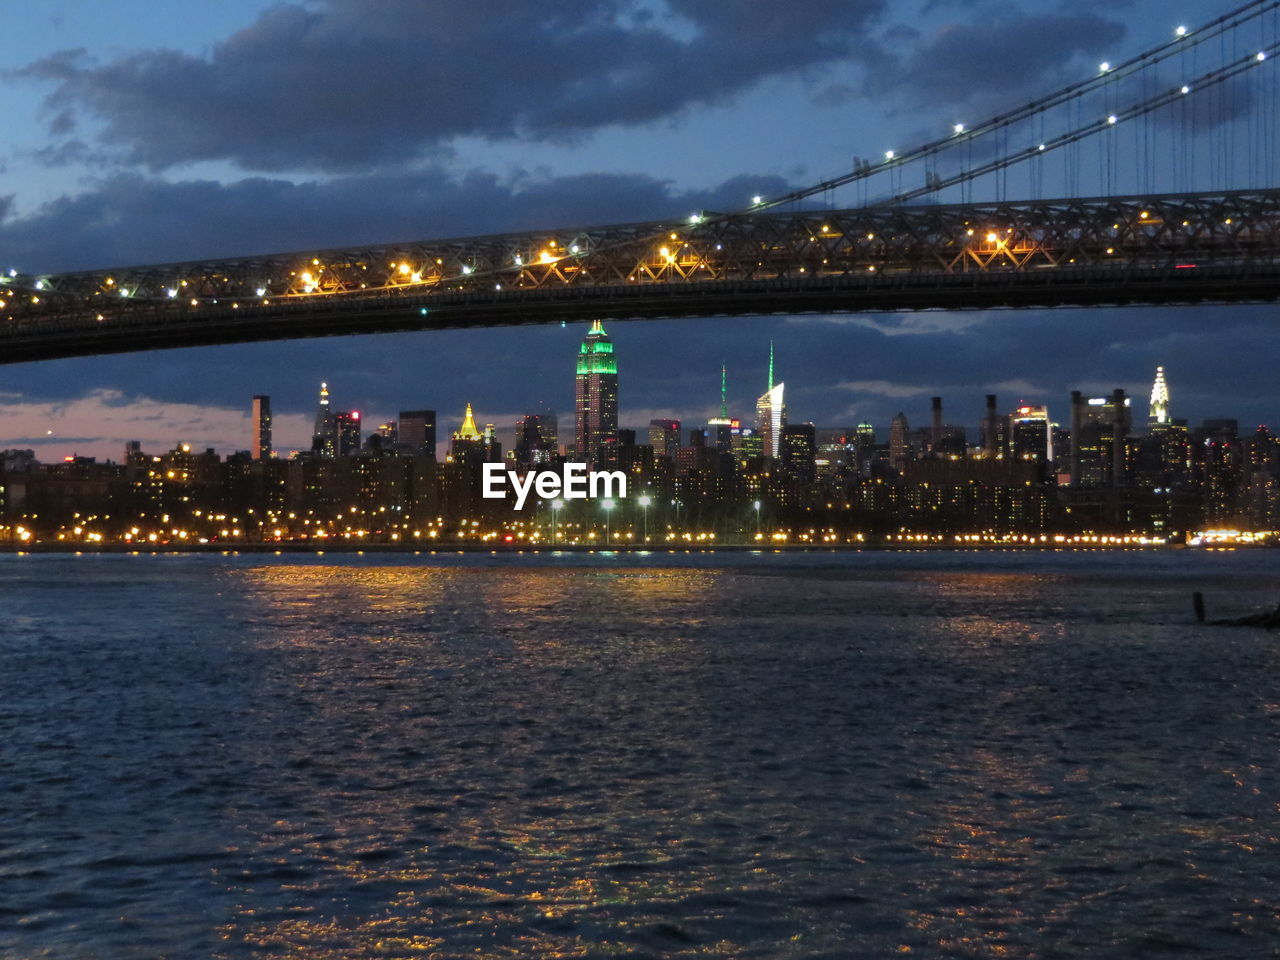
0;317;1265;466
2;1;1277;462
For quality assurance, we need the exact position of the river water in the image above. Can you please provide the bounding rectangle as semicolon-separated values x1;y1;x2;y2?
2;550;1278;958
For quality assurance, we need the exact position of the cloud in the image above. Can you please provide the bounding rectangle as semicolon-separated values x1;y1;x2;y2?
20;0;887;174
867;5;1126;111
0;168;796;273
788;314;986;336
835;379;934;399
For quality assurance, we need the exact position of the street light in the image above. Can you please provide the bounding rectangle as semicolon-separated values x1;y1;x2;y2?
601;499;615;546
551;498;564;545
638;495;652;543
753;500;762;540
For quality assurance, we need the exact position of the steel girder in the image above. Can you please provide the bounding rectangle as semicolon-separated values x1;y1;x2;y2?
1;189;1278;363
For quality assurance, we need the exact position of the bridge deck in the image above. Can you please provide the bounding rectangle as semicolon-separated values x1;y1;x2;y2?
3;190;1278;362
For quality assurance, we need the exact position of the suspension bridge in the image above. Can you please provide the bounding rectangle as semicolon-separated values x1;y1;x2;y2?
2;1;1279;364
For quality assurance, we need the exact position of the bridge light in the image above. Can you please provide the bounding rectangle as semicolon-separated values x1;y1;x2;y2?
461;264;473;274
884;150;894;160
513;255;523;265
300;271;313;284
539;251;553;263
1107;114;1118;124
688;213;702;224
986;232;998;242
752;195;763;205
1181;85;1190;94
119;288;129;297
397;263;411;275
1258;51;1267;62
569;244;580;253
190;298;199;306
167;288;178;298
7;269;15;278
1099;62;1110;73
953;123;964;134
410;271;421;282
256;287;266;296
1038;143;1046;151
1175;25;1187;37
312;258;320;266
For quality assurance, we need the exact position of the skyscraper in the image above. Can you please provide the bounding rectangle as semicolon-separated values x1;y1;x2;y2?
781;423;817;480
1149;365;1170;425
1008;404;1053;465
648;419;681;459
334;410;361;456
755;342;787;458
1070;390;1131;487
890;412;911;469
515;413;557;464
450;402;483;461
574;320;618;463
398;410;436;457
251;395;272;460
312;382;337;458
707;363;735;453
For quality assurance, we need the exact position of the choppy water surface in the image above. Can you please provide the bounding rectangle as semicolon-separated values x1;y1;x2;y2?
2;550;1279;958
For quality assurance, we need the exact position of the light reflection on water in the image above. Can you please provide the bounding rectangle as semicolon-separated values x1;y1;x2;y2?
2;552;1279;958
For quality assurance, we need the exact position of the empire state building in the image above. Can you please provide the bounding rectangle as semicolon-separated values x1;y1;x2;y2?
574;320;618;464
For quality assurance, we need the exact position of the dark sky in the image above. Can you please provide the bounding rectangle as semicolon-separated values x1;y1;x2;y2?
1;0;1276;457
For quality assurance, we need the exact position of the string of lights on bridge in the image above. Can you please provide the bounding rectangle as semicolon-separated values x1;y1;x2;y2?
0;1;1277;320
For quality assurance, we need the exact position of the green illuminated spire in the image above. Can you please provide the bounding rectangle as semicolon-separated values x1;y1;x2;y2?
720;363;728;418
767;341;775;390
577;320;617;375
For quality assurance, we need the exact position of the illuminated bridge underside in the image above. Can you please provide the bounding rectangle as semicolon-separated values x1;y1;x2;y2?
5;190;1280;363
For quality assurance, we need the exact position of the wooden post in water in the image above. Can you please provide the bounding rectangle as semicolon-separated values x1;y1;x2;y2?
1192;591;1206;623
